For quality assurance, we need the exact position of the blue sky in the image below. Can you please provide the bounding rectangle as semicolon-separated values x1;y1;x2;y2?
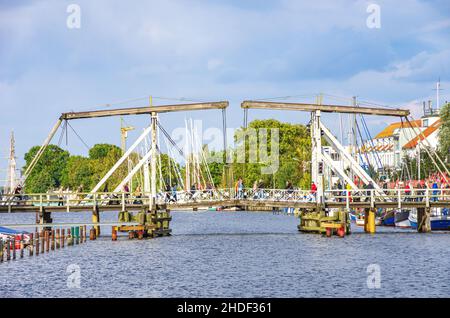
1;0;449;169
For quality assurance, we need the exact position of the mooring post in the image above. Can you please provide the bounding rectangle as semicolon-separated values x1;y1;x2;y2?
111;226;117;241
20;234;24;258
56;229;60;249
61;229;65;248
29;233;34;256
12;237;16;260
45;231;50;253
83;225;87;242
67;228;73;246
0;240;3;262
92;205;100;237
417;207;431;233
79;226;83;244
40;230;45;254
6;239;11;261
89;227;96;240
51;230;55;250
35;232;40;256
74;227;79;245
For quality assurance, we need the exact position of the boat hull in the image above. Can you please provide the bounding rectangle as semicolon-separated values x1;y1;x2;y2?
394;209;411;228
409;208;450;231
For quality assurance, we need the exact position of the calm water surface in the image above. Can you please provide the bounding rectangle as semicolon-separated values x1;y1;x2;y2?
0;210;449;298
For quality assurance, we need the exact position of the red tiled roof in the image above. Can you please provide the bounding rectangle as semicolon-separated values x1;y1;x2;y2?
403;119;441;149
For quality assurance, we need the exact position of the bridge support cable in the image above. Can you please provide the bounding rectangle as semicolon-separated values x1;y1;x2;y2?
404;116;450;182
359;115;383;170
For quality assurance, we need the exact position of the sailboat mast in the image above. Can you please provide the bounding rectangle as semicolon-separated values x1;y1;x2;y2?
6;131;17;194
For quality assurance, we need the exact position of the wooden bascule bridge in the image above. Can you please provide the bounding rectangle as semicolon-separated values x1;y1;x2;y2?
1;97;450;241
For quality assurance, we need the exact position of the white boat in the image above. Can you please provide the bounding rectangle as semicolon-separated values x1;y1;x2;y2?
409;208;450;231
394;209;411;228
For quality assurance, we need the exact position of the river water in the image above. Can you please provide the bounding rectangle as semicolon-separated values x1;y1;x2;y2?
1;210;449;298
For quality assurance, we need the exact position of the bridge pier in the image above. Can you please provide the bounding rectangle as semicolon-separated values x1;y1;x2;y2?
363;208;376;234
114;204;172;239
39;207;52;232
298;207;350;236
417;207;431;233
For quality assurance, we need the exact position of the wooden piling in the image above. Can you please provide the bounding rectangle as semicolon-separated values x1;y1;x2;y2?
51;230;55;251
417;207;431;233
61;229;65;248
89;227;96;240
67;229;73;246
29;233;34;256
83;225;87;242
6;239;11;261
111;226;117;241
45;231;50;252
74;226;79;245
12;237;16;260
20;234;24;258
40;230;45;254
0;240;3;262
35;232;40;256
78;226;83;244
56;229;60;249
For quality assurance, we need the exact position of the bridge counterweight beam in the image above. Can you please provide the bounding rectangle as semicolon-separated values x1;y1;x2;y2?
150;112;158;210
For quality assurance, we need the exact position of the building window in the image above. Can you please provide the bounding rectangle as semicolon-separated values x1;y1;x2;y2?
423;119;429;127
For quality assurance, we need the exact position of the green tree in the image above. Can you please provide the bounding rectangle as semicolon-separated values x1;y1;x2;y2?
232;119;311;189
23;144;70;193
89;144;126;191
439;102;450;162
60;156;93;190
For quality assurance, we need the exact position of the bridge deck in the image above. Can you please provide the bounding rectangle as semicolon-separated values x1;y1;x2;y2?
1;188;450;214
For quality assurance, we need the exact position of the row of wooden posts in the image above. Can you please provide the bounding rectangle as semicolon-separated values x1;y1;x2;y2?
0;225;99;263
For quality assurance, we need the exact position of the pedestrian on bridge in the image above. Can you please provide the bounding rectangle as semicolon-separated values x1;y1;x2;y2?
311;182;317;201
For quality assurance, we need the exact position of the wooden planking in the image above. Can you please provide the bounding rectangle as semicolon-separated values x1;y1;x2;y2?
61;101;229;120
241;101;410;117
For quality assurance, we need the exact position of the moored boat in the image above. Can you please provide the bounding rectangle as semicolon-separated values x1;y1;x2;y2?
394;209;411;228
380;210;395;226
0;226;31;249
409;208;450;231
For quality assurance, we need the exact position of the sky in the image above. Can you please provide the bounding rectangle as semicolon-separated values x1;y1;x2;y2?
1;0;449;172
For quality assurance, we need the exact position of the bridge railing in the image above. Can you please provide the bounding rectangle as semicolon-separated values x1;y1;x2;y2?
1;187;450;211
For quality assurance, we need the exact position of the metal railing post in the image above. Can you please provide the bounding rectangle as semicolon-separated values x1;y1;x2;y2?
397;188;401;209
346;190;350;210
370;189;374;208
122;192;126;211
426;188;430;208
